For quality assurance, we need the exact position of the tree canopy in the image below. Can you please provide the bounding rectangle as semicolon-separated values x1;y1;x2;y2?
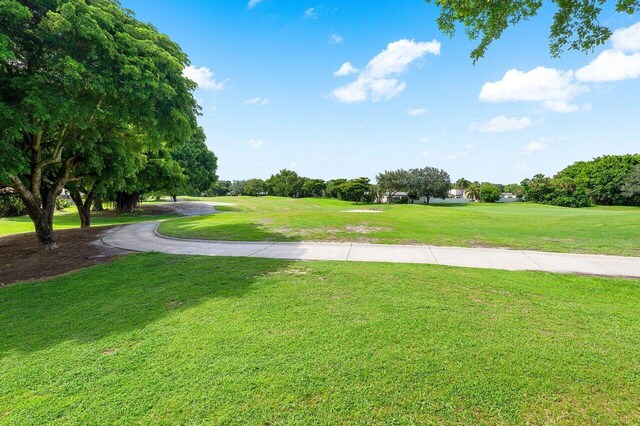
427;0;640;61
408;167;451;204
0;0;199;249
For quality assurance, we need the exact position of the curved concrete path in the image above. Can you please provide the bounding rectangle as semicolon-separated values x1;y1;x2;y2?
103;220;640;278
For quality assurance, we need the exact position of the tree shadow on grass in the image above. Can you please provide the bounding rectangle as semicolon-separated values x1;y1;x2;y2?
0;253;295;356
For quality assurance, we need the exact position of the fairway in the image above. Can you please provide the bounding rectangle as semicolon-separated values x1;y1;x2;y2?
1;253;639;424
158;197;640;256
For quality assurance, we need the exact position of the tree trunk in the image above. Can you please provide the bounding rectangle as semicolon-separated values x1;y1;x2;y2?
69;187;96;229
426;195;430;205
8;133;78;251
171;194;177;202
17;188;58;251
116;192;140;213
33;210;57;251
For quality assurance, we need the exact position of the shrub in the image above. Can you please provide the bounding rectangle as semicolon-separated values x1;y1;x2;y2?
56;198;72;211
479;184;501;203
0;195;27;217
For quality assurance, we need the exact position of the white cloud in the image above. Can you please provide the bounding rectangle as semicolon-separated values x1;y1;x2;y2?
248;0;263;9
247;139;267;149
183;66;224;91
418;135;432;143
243;97;269;106
334;62;358;77
576;48;640;82
470;115;532;133
575;22;640;82
479;66;587;112
331;39;441;103
330;34;344;44
611;21;640;52
407;107;428;116
421;150;431;157
515;139;548;156
304;7;316;18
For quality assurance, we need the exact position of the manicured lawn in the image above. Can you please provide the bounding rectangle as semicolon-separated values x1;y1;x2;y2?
1;253;639;424
158;196;640;256
0;207;179;237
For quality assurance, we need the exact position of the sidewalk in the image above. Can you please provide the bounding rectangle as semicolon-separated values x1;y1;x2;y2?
102;221;640;278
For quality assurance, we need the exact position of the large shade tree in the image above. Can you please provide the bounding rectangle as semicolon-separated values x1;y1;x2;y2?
0;0;198;249
376;169;410;203
408;167;451;204
427;0;640;61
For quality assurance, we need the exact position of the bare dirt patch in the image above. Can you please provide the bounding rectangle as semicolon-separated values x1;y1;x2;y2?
344;225;391;234
0;226;129;287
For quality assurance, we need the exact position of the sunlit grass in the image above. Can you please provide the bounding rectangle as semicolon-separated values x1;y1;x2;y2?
161;196;640;256
1;253;639;424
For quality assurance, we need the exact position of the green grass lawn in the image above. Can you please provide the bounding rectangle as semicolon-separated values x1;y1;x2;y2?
1;253;639;424
158;196;640;256
0;207;179;237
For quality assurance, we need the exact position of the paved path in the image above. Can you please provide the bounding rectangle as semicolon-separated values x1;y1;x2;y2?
103;221;640;278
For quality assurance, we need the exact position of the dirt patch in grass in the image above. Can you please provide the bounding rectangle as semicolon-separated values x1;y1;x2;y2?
345;225;391;234
0;226;129;287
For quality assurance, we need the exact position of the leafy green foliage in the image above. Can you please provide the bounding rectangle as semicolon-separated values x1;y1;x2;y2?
0;0;199;246
301;179;327;198
479;183;501;203
622;165;640;200
266;169;304;198
0;195;26;217
377;169;411;201
207;180;231;196
339;177;372;203
243;179;266;196
521;174;591;208
171;127;218;196
559;155;640;206
427;0;639;61
408;167;451;203
326;179;348;199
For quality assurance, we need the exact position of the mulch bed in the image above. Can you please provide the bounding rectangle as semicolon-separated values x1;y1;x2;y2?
0;226;130;287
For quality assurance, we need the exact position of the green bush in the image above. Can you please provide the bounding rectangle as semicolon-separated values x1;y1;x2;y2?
0;195;27;217
479;184;501;203
56;198;72;211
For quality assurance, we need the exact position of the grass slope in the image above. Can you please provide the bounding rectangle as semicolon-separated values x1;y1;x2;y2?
158;196;640;256
1;253;639;424
0;208;178;237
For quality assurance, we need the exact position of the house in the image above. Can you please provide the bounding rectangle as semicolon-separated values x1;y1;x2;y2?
381;191;409;203
498;192;519;203
449;188;465;199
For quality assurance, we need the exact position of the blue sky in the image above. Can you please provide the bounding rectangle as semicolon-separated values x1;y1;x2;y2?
122;0;639;184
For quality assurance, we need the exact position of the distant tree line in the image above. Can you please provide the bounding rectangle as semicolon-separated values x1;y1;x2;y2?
207;170;376;203
205;154;640;209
